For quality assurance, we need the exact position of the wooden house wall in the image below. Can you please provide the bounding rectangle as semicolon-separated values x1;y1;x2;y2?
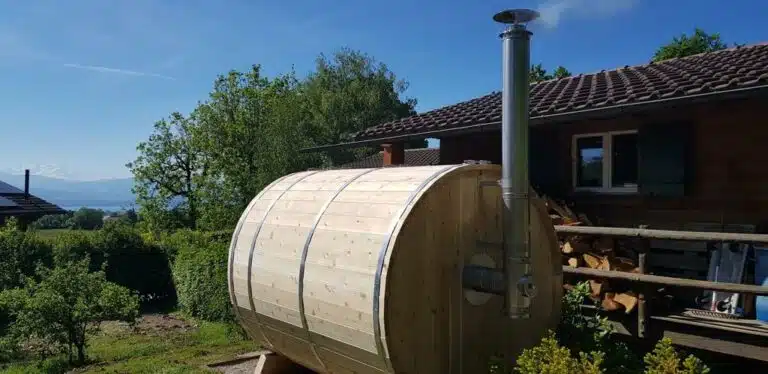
437;97;768;231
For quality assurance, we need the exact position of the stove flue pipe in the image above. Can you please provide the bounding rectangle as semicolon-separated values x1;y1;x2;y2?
495;9;538;319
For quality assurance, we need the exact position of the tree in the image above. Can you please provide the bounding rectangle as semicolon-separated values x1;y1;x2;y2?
652;28;728;62
193;66;313;229
70;207;105;230
530;63;572;82
302;48;421;165
0;259;139;364
127;112;208;230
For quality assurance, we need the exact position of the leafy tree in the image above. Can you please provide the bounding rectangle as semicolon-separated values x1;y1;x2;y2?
193;66;314;230
303;48;421;165
127;112;208;231
652;28;728;62
530;64;572;82
0;259;139;365
552;66;572;79
70;208;105;230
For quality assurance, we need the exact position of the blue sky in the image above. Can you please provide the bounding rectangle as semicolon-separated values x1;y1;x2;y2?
1;0;767;180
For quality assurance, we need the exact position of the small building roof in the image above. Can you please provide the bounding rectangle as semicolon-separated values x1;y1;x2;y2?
0;179;67;218
339;148;440;169
351;43;768;143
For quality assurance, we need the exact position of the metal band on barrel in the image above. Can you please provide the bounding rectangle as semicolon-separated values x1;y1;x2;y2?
372;164;463;372
246;170;320;349
298;168;378;371
228;175;289;342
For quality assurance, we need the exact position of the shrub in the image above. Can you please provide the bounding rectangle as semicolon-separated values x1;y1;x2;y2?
171;236;232;322
70;208;105;230
0;223;53;291
512;283;710;374
644;338;710;374
93;221;176;306
50;222;176;308
515;331;604;374
156;229;230;263
0;259;140;365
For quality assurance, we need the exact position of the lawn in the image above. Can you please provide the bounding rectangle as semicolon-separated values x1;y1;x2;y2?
0;314;258;374
33;228;94;241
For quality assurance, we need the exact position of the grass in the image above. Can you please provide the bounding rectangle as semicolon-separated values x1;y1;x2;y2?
0;315;258;374
33;228;94;241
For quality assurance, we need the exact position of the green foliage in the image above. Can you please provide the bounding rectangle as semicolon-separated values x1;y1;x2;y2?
556;282;639;373
644;338;710;374
129;48;418;232
49;223;176;308
94;222;176;308
127;111;206;232
70;208;105;230
0;224;52;291
511;283;710;374
29;213;73;230
652;28;728;62
171;235;232;322
515;331;605;374
530;63;572;82
0;259;140;365
302;48;418;165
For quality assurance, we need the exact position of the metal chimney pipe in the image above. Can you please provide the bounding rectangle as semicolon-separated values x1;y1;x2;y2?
494;9;538;319
24;169;30;200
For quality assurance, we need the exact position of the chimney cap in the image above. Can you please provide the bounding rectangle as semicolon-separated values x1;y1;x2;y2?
493;9;539;25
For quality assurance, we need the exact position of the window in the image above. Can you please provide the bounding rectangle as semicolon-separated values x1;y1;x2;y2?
573;130;638;193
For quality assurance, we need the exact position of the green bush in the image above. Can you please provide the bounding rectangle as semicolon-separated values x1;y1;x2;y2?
512;282;710;374
93;221;176;307
514;331;604;374
0;258;140;365
0;223;53;291
49;222;176;309
644;338;710;374
171;235;232;322
70;208;105;230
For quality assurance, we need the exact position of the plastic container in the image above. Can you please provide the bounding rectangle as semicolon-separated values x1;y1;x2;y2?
755;246;768;322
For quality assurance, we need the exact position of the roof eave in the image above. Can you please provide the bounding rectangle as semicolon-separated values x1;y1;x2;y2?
300;85;768;153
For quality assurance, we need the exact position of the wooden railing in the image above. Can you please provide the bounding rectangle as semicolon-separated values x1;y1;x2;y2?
554;224;768;346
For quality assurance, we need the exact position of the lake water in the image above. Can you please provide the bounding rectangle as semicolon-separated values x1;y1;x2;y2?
61;205;131;212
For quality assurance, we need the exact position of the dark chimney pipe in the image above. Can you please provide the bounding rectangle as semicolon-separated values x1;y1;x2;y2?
24;169;29;200
494;9;539;319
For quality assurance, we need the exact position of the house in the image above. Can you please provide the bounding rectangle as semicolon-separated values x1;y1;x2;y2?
308;43;768;232
0;170;67;227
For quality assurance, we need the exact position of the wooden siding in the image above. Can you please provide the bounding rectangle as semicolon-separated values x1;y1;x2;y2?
437;97;768;231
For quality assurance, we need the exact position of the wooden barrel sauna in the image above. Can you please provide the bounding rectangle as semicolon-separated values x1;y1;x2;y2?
228;163;562;374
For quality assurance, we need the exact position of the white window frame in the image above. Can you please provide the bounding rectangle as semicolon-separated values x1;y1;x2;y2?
572;130;639;194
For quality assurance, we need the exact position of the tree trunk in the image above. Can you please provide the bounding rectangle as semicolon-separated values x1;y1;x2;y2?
77;343;85;365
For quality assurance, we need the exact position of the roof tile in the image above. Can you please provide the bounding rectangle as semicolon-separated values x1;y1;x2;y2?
356;44;768;140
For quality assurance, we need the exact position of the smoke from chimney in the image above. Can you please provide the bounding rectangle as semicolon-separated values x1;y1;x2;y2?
537;0;636;28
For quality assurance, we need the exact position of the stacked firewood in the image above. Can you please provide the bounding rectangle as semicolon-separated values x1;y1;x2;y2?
545;197;640;314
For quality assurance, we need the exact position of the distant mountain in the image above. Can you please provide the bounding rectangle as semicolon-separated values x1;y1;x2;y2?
0;172;136;210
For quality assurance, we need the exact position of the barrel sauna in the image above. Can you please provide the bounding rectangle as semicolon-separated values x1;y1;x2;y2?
228;163;562;374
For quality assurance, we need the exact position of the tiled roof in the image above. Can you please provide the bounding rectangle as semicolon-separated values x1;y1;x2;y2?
339;148;440;169
356;43;768;140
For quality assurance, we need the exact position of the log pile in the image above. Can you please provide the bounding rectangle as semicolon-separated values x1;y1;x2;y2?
545;197;640;314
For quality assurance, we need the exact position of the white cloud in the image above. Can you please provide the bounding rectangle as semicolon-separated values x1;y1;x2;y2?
62;63;175;80
537;0;637;28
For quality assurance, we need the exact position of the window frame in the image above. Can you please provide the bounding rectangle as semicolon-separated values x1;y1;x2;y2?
571;130;639;194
